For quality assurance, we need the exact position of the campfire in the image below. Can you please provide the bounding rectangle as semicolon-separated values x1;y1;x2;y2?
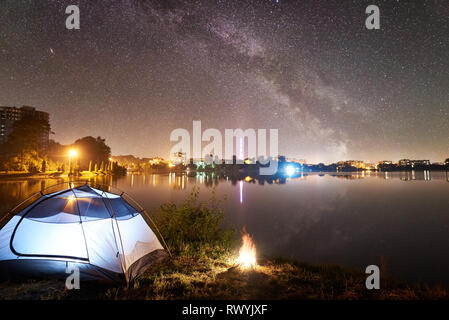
235;228;257;270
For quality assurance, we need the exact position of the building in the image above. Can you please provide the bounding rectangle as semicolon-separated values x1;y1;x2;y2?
338;160;365;169
170;151;187;165
398;159;411;166
286;158;307;165
398;159;430;167
410;160;430;167
0;106;50;149
364;163;377;170
147;157;165;166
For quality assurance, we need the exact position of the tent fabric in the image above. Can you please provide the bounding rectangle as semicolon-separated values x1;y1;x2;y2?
0;259;124;283
0;185;166;283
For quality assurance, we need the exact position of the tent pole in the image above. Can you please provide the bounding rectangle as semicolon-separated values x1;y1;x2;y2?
102;191;129;285
70;187;91;263
122;193;172;258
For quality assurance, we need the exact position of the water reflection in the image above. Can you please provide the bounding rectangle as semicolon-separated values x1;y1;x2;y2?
239;181;243;204
1;170;446;211
1;171;449;285
399;170;431;181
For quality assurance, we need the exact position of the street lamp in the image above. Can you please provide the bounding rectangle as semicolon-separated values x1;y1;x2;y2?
68;149;78;174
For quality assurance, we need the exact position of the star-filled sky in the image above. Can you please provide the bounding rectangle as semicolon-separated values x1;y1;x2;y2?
1;0;448;163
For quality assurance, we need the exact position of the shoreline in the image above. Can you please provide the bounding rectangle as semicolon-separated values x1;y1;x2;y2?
2;168;447;178
1;246;448;300
0;171;113;180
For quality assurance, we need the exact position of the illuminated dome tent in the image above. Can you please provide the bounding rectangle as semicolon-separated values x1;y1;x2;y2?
0;184;167;283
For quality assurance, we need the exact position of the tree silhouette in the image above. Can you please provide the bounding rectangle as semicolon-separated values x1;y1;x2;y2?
73;136;111;171
2;116;51;169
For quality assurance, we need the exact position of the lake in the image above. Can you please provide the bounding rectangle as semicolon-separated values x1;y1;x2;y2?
1;170;449;285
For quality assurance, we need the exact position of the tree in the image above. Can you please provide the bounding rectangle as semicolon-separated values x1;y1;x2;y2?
73;136;111;171
3;116;51;168
111;161;127;175
41;159;47;172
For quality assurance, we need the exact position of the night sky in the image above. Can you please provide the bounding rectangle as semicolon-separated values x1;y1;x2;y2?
1;0;448;163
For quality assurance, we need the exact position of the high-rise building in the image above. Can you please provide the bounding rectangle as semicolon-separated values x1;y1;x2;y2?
0;106;50;149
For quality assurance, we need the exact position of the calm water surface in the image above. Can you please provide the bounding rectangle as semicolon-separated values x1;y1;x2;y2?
1;171;449;285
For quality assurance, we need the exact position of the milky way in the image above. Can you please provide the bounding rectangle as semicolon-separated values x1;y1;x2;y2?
1;0;448;163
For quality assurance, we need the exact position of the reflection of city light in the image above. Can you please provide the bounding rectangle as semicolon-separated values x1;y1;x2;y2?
239;181;243;204
286;165;295;176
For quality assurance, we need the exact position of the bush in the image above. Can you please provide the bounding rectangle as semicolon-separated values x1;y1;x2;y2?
154;187;234;253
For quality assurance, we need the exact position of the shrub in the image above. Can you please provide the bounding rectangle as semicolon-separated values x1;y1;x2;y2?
154;186;234;253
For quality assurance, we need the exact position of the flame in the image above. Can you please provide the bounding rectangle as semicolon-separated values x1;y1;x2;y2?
235;228;257;269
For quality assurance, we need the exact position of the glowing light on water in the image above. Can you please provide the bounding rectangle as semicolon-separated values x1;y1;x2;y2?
239;181;243;204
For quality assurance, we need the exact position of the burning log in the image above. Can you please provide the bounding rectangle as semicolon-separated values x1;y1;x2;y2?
235;228;257;270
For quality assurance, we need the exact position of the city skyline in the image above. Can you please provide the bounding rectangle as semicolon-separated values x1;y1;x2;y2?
3;104;448;165
1;1;448;163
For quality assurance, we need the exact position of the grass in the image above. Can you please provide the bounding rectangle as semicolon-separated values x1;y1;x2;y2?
1;245;448;300
1;187;448;300
103;246;449;300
